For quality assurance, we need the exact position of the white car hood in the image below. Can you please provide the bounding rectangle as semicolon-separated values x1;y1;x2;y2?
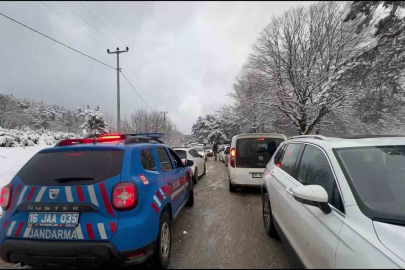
374;221;405;261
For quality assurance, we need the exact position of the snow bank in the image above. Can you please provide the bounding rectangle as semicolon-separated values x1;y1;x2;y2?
0;127;78;147
0;144;50;189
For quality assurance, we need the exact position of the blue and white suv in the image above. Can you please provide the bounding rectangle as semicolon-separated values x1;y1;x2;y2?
0;133;194;268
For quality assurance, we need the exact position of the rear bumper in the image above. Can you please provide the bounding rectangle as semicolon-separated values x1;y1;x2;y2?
230;180;262;187
230;175;263;187
0;239;156;268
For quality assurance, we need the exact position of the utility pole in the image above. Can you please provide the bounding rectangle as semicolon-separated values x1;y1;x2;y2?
107;47;128;132
161;111;168;133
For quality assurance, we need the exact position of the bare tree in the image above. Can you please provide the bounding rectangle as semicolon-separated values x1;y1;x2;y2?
248;2;370;134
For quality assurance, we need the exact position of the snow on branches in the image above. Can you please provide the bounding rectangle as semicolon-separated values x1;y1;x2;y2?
77;106;108;138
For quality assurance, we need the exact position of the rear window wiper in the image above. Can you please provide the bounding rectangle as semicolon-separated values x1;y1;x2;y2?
54;177;95;183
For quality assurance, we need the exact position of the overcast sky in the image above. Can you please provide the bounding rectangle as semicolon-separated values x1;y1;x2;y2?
0;1;309;134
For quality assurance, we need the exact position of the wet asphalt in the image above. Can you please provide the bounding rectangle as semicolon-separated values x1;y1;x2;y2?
0;157;290;269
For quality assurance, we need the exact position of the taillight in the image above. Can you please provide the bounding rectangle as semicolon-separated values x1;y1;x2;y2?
230;148;236;157
112;182;138;211
230;148;236;168
1;184;13;210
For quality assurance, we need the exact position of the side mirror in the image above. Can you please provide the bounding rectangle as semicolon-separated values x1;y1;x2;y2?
199;155;204;159
292;185;331;214
185;160;194;167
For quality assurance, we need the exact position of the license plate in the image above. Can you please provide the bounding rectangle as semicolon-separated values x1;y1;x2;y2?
28;212;79;228
252;173;263;178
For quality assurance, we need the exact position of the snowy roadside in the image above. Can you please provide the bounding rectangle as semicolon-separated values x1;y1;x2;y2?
0;144;50;190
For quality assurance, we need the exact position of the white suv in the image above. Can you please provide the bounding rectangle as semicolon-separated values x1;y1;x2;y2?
228;133;287;192
262;135;405;268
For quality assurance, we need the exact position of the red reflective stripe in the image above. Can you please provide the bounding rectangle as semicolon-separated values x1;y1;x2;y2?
86;223;95;239
156;191;163;202
99;182;114;216
3;220;9;230
161;185;172;197
173;188;186;201
15;222;24;237
8;183;22;213
151;202;159;213
76;186;85;202
26;187;37;202
109;222;117;234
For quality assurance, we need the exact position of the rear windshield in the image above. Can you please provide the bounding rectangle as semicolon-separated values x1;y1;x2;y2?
18;150;124;186
204;146;212;150
174;150;187;159
236;138;284;168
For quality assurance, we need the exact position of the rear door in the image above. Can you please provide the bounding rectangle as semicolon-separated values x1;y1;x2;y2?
156;148;188;216
2;148;122;242
268;143;304;254
168;148;191;215
285;144;345;268
234;134;286;181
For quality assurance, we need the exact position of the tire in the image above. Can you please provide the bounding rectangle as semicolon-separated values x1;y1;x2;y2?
229;177;236;193
263;193;278;238
153;211;172;269
186;175;194;207
194;169;199;185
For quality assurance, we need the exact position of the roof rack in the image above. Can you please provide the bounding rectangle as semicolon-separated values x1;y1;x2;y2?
336;134;405;139
290;135;329;141
124;135;164;145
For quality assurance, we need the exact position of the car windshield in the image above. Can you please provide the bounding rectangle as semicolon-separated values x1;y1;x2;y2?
335;145;405;222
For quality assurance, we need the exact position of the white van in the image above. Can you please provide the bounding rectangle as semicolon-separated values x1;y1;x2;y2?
228;133;287;192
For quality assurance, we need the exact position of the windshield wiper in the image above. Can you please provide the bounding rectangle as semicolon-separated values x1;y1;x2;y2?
54;177;94;183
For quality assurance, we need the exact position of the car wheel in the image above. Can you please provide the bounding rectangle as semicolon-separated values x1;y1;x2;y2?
263;193;278;238
154;211;172;269
186;176;194;207
194;169;199;185
229;177;236;193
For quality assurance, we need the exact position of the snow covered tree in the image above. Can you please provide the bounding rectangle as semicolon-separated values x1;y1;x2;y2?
77;105;108;138
248;2;371;134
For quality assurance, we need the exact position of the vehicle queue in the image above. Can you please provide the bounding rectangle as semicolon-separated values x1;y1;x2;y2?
1;132;404;269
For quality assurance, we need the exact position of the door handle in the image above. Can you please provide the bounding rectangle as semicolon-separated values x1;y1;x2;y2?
286;187;294;196
270;171;275;176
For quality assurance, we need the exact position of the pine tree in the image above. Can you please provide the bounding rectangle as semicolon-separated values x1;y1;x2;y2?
78;106;108;138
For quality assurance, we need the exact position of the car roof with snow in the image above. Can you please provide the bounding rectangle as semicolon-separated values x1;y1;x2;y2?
288;135;405;149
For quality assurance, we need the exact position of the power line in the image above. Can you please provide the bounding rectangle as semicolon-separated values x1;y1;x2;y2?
0;12;116;70
79;1;142;69
59;2;152;110
77;1;156;101
78;1;142;72
61;1;145;85
60;1;119;49
79;2;125;47
120;71;153;110
41;1;99;43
